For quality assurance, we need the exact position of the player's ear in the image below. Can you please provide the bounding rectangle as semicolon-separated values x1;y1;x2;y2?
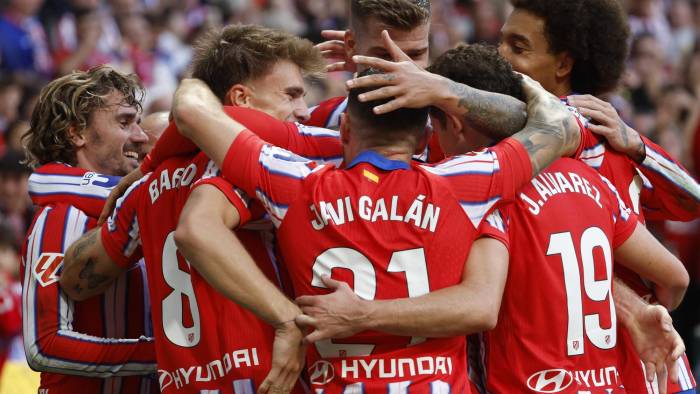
226;84;252;108
67;125;86;148
445;112;465;139
345;30;356;60
555;51;574;80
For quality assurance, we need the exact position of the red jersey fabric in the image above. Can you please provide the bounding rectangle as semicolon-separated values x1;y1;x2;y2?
220;129;532;393
476;158;637;393
22;163;157;394
101;152;302;393
570;106;698;393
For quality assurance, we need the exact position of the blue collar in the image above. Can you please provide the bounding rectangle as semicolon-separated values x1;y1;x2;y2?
346;150;410;171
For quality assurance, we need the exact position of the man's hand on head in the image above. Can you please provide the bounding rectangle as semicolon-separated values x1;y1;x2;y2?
345;30;446;114
315;30;355;73
567;94;646;163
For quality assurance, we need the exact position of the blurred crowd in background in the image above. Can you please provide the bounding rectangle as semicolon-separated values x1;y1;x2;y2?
0;0;699;388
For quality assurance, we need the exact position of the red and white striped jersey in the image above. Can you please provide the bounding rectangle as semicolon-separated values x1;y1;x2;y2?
218;129;533;393
474;158;637;393
101;152;304;393
21;163;157;394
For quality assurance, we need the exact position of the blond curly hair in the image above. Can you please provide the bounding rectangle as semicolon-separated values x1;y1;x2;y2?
23;66;143;168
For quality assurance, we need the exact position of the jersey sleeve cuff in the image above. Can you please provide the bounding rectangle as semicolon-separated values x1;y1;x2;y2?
192;177;253;227
222;129;265;196
100;224;138;269
613;213;639;249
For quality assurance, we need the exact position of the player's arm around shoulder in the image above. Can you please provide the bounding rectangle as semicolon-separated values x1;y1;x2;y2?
60;228;126;301
172;78;248;168
614;222;689;310
175;183;300;327
296;236;509;341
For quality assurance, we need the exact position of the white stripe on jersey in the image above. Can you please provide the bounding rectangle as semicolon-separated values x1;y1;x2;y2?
421;151;500;177
388;381;411;394
485;209;505;233
259;145;317;180
641;361;660;394
23;207;155;376
108;175;149;232
255;189;287;228
676;357;693;389
343;383;364;394
326;98;348;130
295;123;341;138
23;207;50;368
232;379;255;394
598;175;632;221
29;172;115;199
459;197;502;229
643;146;700;201
430;380;450;394
580;143;605;169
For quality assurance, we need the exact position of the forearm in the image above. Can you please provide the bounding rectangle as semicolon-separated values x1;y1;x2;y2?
172;79;248;167
175;222;299;326
614;277;650;329
60;230;122;301
362;284;496;337
614;223;689;310
437;78;527;139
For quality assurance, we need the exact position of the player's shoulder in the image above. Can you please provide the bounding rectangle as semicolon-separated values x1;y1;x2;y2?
306;96;348;129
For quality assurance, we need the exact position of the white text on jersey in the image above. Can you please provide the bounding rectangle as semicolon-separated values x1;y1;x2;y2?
158;347;259;391
309;195;441;232
149;164;198;203
520;171;602;215
341;355;453;380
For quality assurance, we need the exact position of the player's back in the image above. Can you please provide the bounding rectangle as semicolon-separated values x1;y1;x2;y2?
276;152;475;393
481;158;635;393
132;153;278;393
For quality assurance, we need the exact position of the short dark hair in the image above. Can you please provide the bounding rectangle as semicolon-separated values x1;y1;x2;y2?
427;44;524;129
347;68;429;140
511;0;630;95
350;0;430;32
429;44;525;101
190;24;324;101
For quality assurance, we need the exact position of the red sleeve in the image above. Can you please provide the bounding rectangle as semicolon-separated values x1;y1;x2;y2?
22;205;155;376
476;207;511;250
143;107;343;172
101;176;147;268
223;107;342;163
221;130;318;227
305;96;347;129
598;176;639;248
425;137;532;229
191;176;253;227
140;121;199;173
636;135;700;221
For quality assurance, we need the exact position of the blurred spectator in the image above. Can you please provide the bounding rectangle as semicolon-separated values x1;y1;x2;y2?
118;12;177;111
0;225;21;380
47;0;126;76
0;78;22;136
0;0;52;78
0;151;32;243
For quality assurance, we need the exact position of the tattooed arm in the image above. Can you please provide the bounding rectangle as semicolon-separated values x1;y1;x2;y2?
60;229;126;301
503;75;581;174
